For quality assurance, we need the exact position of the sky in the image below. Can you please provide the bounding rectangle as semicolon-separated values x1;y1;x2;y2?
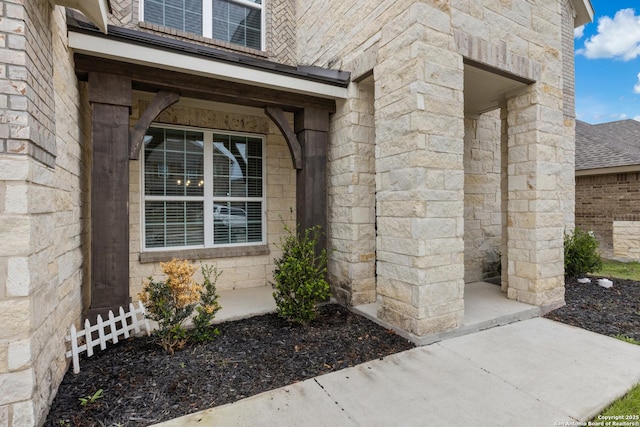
574;1;640;124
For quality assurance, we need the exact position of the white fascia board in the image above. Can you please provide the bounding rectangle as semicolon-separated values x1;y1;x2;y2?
55;0;109;33
576;164;640;176
68;31;348;100
570;0;594;28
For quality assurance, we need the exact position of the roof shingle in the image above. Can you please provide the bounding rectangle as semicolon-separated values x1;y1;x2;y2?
576;119;640;170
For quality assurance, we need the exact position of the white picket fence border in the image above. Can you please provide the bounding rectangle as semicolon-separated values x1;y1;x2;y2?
65;301;152;374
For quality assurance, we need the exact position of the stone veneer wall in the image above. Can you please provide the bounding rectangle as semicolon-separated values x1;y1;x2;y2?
463;111;501;283
297;0;572;335
576;172;640;258
108;0;297;65
327;77;376;306
613;220;640;261
0;2;84;425
128;96;296;298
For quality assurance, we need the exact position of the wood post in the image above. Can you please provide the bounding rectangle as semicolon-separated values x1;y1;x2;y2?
294;108;330;252
87;72;132;321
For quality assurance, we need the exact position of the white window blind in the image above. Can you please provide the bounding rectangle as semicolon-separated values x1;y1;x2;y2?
142;126;265;250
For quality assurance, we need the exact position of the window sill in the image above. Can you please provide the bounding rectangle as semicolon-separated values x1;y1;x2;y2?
137;22;268;58
139;245;270;264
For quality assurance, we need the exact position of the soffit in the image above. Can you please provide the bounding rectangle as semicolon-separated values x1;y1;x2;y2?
54;0;110;33
464;61;531;115
570;0;595;28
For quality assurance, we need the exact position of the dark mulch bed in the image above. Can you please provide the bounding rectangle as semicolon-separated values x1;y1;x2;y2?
545;276;640;341
46;277;640;426
45;304;414;426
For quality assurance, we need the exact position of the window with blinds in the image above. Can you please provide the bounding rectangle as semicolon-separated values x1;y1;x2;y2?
142;126;265;250
142;0;263;50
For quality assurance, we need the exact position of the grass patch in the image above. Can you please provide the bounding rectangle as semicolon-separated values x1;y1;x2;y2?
594;259;640;281
593;338;640;421
595;383;640;421
573;259;640;422
615;334;640;345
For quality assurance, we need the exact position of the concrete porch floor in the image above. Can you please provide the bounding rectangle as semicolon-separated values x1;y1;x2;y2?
352;281;542;346
213;285;276;323
213;282;542;347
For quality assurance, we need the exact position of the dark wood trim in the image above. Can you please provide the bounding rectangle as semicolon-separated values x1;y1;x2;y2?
89;72;132;316
265;106;302;169
139;245;270;264
75;54;337;113
130;91;180;160
294;108;330;252
295;107;330;132
89;72;132;105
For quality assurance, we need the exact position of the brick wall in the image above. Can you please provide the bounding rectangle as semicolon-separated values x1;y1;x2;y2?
0;2;84;425
561;0;575;119
576;172;640;258
0;0;56;165
109;0;297;65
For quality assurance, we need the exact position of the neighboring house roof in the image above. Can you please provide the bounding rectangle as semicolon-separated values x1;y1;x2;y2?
576;119;640;174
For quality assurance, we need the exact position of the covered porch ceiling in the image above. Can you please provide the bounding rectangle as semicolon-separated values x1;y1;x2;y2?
463;60;533;116
66;10;349;113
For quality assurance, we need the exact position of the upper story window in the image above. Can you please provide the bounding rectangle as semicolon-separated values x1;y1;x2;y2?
142;0;264;50
142;125;266;251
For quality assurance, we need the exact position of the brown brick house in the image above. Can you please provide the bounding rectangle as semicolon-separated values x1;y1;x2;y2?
576;119;640;260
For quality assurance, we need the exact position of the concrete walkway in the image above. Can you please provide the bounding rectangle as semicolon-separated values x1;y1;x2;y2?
153;317;640;427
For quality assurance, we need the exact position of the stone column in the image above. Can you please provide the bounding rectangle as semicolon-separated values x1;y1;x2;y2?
463;111;502;284
505;88;565;308
500;107;509;293
375;3;465;336
327;80;377;306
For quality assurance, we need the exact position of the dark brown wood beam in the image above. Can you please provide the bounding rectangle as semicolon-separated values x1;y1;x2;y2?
295;108;330;252
265;106;302;169
129;91;180;160
74;54;337;113
87;72;132;322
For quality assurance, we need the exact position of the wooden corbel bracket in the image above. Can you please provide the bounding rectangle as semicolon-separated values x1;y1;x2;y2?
265;106;302;170
129;91;180;160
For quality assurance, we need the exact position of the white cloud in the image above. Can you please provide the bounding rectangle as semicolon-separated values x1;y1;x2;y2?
634;116;640;122
577;8;640;61
610;113;628;120
574;25;585;39
634;72;640;94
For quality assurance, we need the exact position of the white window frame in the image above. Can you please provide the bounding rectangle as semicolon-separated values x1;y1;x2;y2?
141;124;267;252
139;0;266;51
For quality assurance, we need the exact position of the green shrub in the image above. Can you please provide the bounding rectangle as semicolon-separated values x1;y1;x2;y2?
191;264;222;343
271;222;330;325
564;228;602;278
139;259;222;353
